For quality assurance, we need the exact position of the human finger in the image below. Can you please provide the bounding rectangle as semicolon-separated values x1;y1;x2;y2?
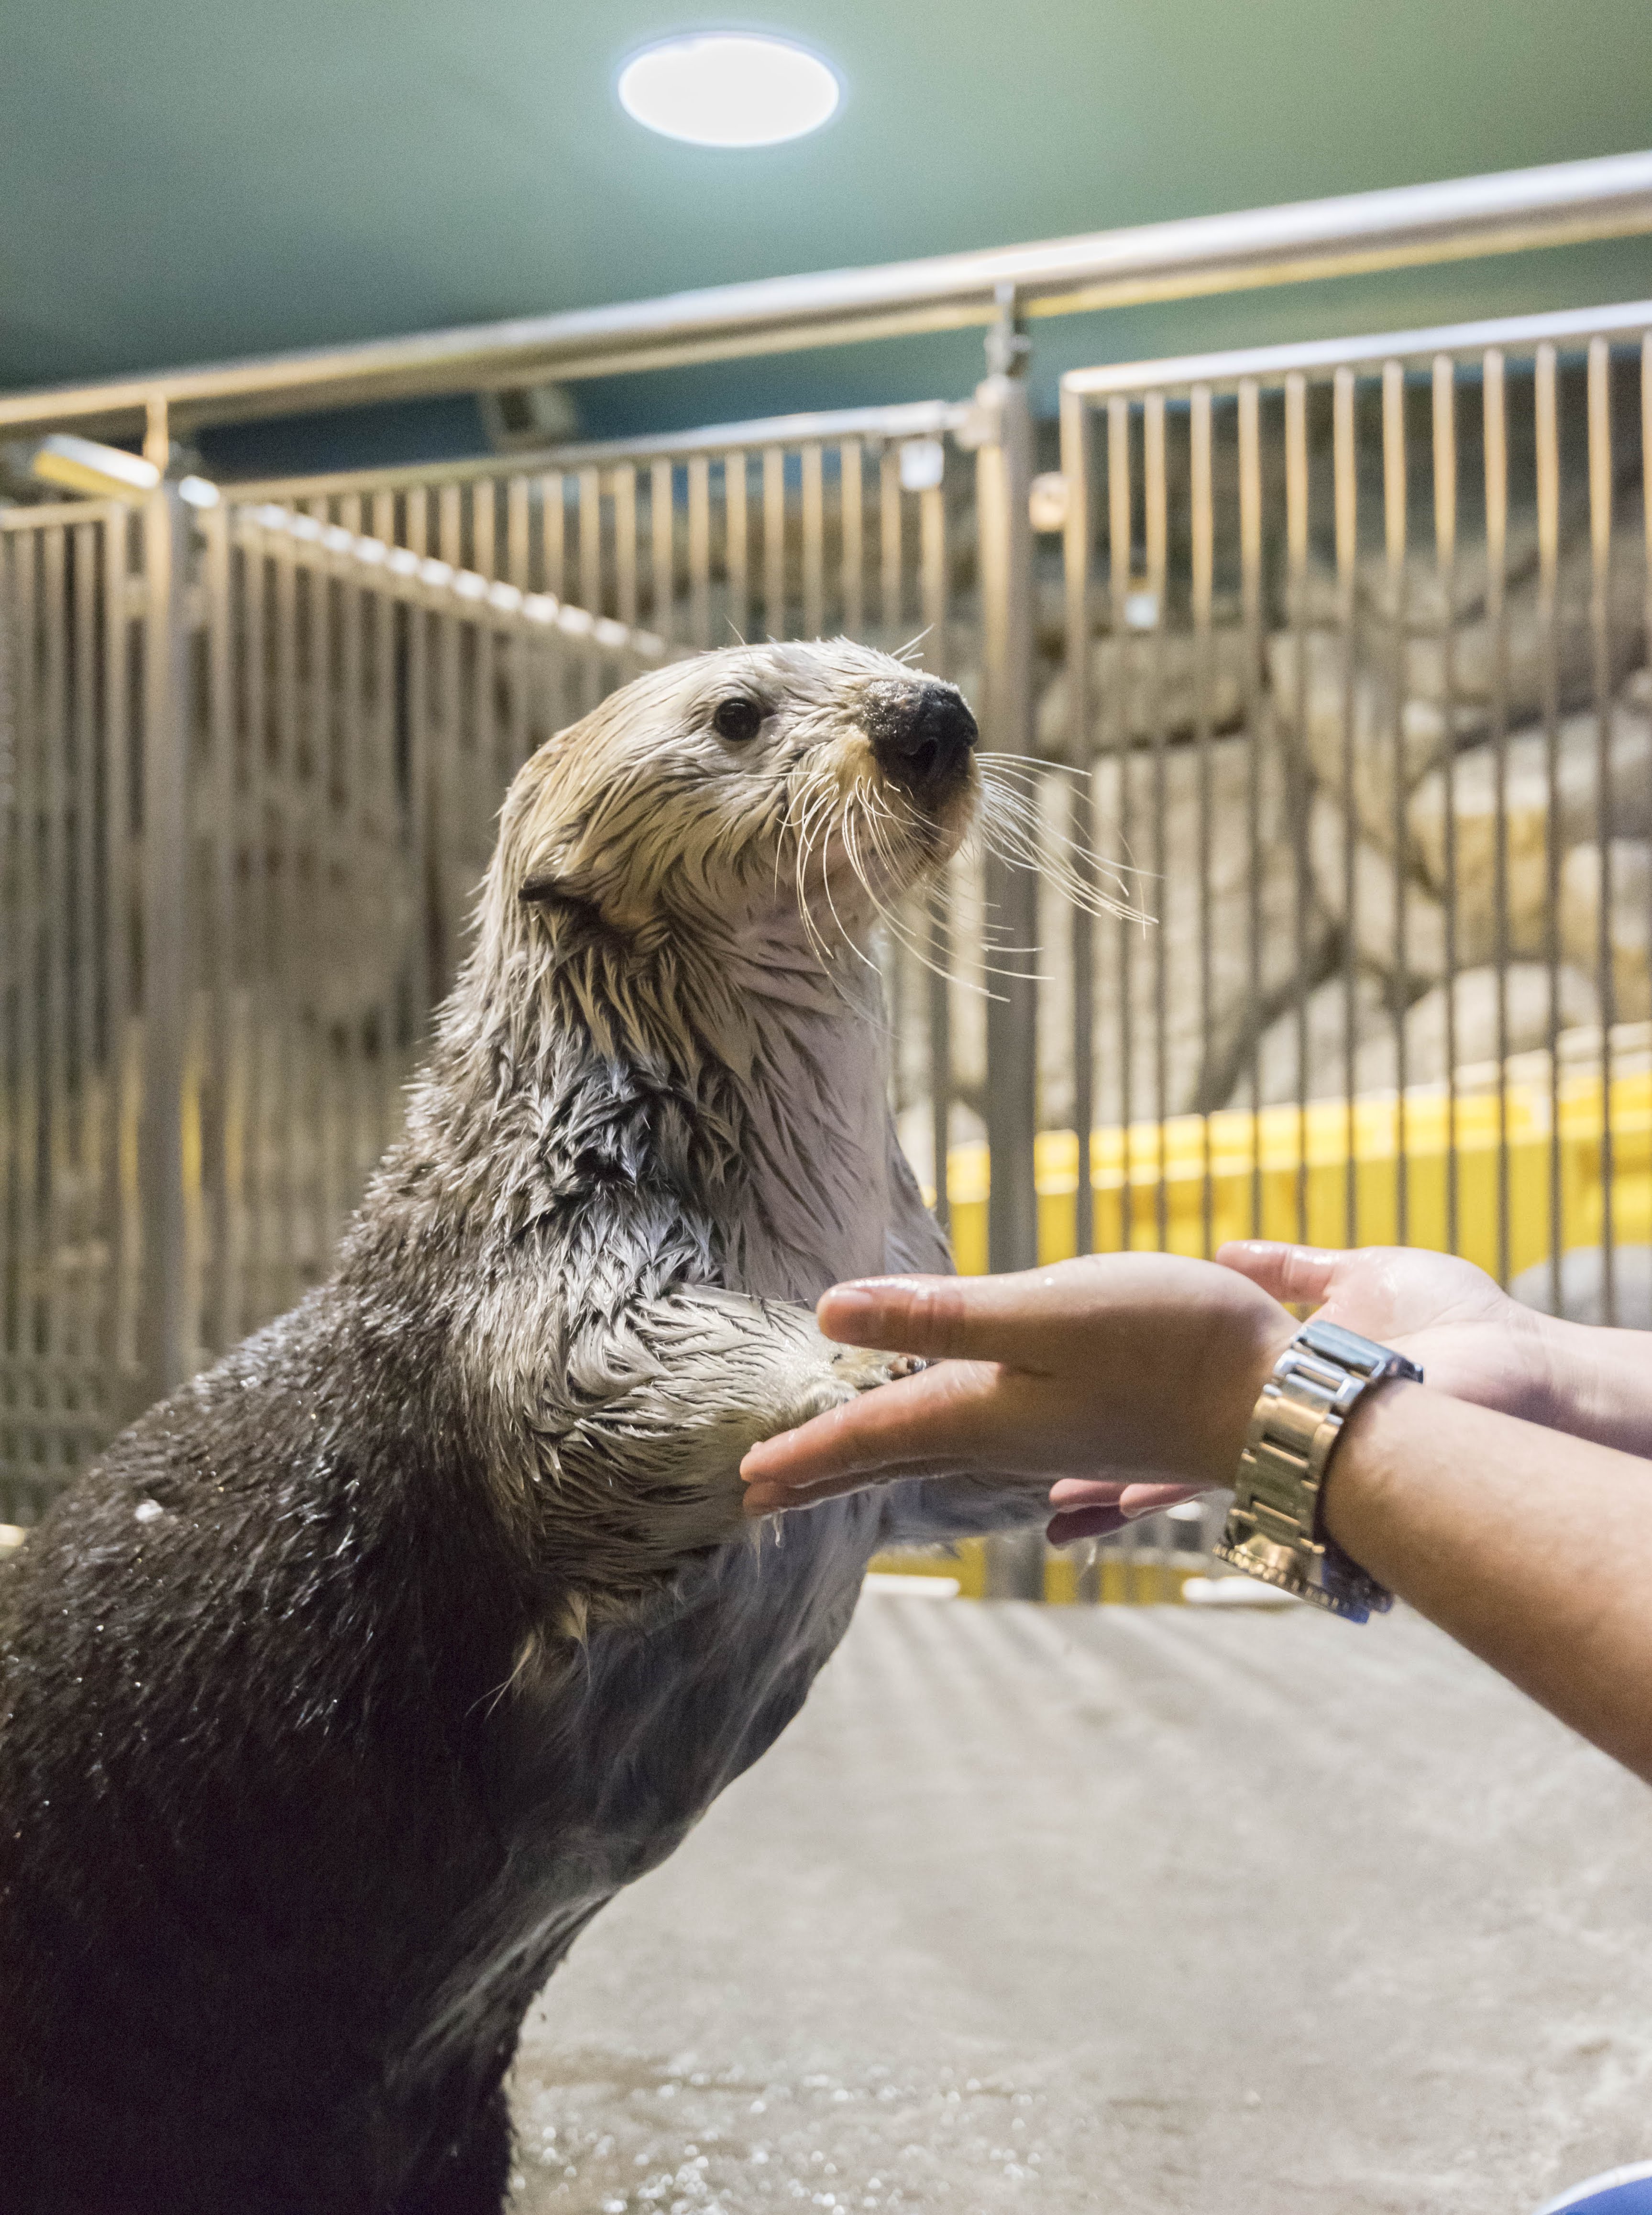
1047;1502;1129;1545
815;1263;1107;1369
1217;1240;1340;1310
1047;1476;1128;1508
740;1358;1008;1496
1116;1481;1207;1518
1045;1477;1204;1518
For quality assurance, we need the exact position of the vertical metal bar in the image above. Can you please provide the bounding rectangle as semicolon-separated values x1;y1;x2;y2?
0;529;20;1504
472;480;501;814
755;448;782;639
405;486;433;1049
1536;343;1563;1314
978;312;1041;1603
471;483;499;795
577;464;601;610
879;444;903;641
473;480;501;790
840;437;864;639
1333;365;1359;1248
687;455;712;647
1382;359;1410;1245
434;484;463;1017
611;464;638;632
311;505;340;1281
143;397;170;474
506;475;532;769
642;458;669;647
336;494;369;1223
802;443;825;639
201;500;234;1359
41;526;68;1461
926;875;952;1237
918;476;947;681
723;451;749;644
1285;371;1311;1243
541;470;569;740
1190;384;1215;1256
12;531;42;1492
1144;393;1169;1252
369;488;397;1161
977;363;1039;1280
542;471;567;598
1061;387;1095;1258
1108;396;1135;1242
1238;379;1264;1234
273;510;303;1311
71;521;99;1409
1484;350;1511;1287
139;486;191;1405
103;510;139;1411
1433;354;1460;1255
919;466;952;1230
240;519;269;1337
1588;335;1616;1324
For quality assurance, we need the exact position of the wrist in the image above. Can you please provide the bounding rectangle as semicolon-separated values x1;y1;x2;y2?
1506;1303;1577;1434
1198;1311;1299;1486
1537;1311;1652;1456
1215;1317;1422;1620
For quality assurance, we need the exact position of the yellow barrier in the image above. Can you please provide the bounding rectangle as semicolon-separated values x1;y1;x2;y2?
937;1069;1652;1281
868;1540;1201;1605
868;1064;1650;1603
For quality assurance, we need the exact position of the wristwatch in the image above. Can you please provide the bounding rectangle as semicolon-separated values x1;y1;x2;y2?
1213;1318;1423;1624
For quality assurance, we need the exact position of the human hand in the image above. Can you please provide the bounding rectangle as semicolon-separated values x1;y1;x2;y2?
739;1252;1296;1543
1215;1241;1563;1427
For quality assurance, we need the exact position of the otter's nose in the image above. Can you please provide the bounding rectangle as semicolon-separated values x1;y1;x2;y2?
868;683;978;793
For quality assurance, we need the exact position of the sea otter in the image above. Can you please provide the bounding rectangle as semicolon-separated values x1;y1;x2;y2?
0;641;1049;2215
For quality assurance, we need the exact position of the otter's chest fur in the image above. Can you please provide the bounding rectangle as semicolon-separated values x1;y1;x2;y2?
0;976;935;2215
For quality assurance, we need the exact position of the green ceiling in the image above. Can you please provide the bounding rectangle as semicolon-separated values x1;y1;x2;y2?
5;0;1652;466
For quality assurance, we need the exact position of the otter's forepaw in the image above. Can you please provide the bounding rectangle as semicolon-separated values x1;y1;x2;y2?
826;1345;929;1391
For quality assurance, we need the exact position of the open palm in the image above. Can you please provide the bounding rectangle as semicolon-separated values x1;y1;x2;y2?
1217;1241;1561;1428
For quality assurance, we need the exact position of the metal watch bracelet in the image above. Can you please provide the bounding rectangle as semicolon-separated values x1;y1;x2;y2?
1213;1318;1423;1624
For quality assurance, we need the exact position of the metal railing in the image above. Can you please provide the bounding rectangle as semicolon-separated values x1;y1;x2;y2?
1044;298;1650;1326
6;151;1652;1577
0;489;641;1518
1;152;1649;440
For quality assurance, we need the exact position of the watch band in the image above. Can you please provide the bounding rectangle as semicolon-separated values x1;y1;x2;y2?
1212;1318;1423;1624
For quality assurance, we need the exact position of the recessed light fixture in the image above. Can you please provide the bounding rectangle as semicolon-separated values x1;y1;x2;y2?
617;33;841;148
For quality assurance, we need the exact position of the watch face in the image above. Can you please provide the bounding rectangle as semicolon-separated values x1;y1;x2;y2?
1537;2162;1652;2214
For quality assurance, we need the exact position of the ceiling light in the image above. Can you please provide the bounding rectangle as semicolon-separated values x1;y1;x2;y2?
617;34;841;148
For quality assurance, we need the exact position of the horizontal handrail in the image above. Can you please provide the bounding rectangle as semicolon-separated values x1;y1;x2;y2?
0;496;123;532
2;152;1651;436
223;397;969;502
1062;295;1652;398
228;500;674;661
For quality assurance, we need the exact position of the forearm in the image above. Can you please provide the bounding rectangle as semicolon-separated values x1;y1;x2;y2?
1535;1316;1652;1459
1325;1381;1652;1784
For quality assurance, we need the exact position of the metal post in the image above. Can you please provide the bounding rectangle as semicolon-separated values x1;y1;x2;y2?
974;290;1044;1601
137;482;192;1411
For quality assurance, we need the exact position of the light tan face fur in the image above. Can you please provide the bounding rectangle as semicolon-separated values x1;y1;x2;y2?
487;639;978;959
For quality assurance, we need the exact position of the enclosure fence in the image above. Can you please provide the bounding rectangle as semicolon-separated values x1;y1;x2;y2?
5;154;1652;1598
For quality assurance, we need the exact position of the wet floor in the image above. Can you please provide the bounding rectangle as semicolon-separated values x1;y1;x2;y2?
509;1594;1652;2215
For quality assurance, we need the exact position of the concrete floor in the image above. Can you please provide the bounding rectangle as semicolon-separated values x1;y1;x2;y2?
508;1593;1652;2215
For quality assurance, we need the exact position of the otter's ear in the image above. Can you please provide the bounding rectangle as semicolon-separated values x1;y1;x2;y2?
518;874;630;955
518;873;577;908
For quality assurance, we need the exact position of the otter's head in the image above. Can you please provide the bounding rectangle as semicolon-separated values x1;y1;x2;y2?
484;640;978;971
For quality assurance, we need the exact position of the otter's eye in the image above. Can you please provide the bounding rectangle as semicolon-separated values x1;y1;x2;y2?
712;696;764;745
